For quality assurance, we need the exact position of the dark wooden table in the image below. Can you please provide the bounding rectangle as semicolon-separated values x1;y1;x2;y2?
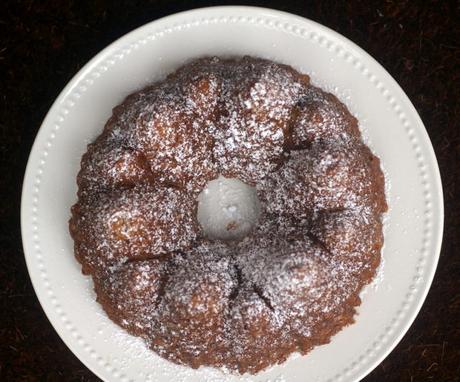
1;1;459;381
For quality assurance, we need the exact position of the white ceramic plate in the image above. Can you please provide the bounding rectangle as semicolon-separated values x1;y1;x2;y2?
21;6;443;382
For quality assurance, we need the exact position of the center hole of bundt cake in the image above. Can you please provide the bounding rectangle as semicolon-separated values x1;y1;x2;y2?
197;175;261;241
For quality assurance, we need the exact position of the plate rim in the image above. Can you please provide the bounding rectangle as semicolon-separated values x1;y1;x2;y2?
21;6;444;382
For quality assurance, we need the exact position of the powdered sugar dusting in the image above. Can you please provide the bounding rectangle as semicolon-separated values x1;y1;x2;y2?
70;56;387;374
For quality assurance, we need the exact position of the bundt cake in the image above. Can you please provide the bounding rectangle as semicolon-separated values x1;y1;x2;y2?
69;56;387;374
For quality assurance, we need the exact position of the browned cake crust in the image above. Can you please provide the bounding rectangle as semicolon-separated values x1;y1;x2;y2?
69;56;387;374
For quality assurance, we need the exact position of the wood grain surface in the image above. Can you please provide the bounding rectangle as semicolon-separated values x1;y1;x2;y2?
0;1;458;381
